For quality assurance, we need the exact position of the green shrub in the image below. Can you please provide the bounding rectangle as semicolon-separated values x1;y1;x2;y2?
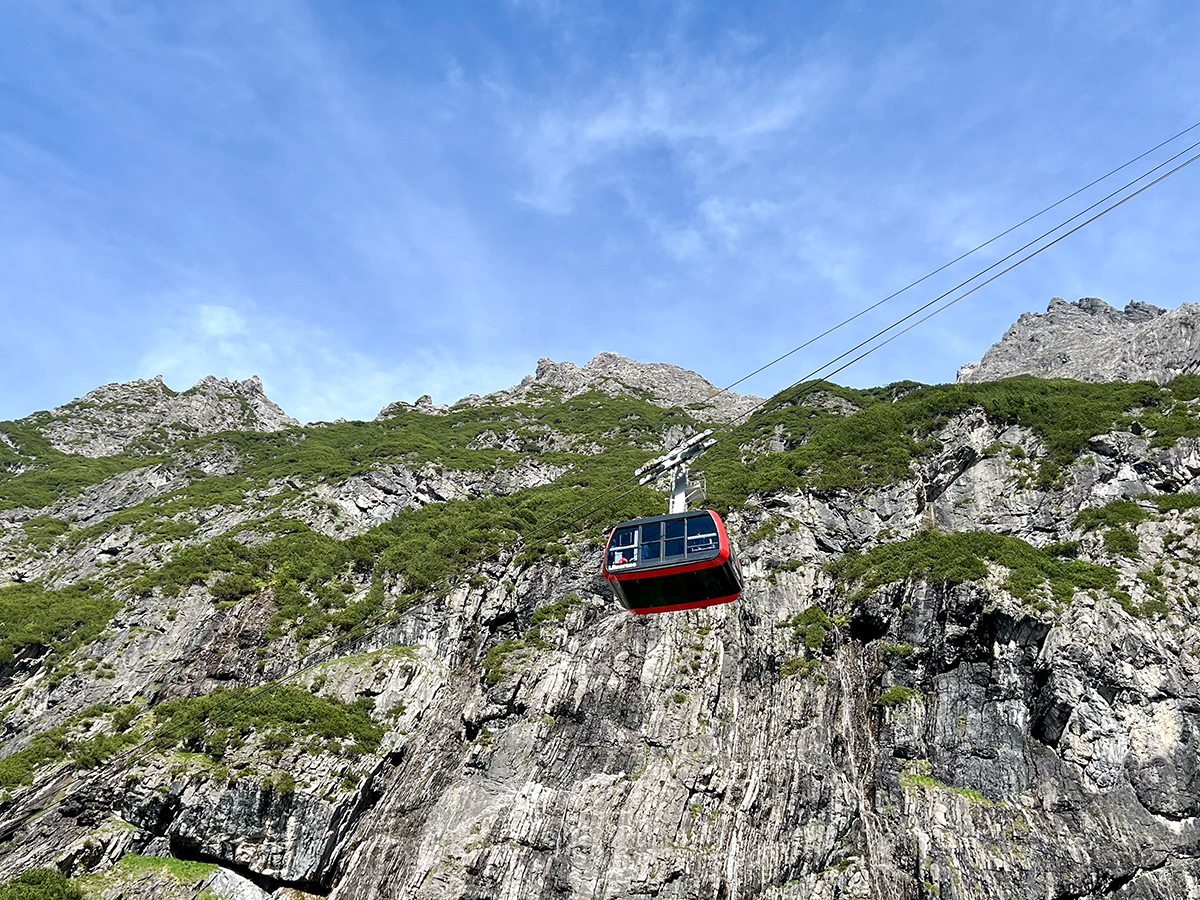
0;728;70;787
482;639;532;687
1145;492;1200;513
1074;500;1151;531
828;530;1122;606
1103;527;1141;557
777;606;833;650
530;594;584;626
0;580;119;664
1043;541;1081;558
0;706;138;787
20;517;71;551
0;869;82;900
210;573;259;606
152;686;383;758
877;686;919;707
780;657;818;678
748;514;786;543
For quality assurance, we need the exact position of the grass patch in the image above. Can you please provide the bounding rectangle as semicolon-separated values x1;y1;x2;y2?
900;773;992;805
114;853;217;883
828;529;1122;607
0;580;119;664
0;869;83;900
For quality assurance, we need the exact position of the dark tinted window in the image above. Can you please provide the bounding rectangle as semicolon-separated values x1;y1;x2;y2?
687;515;716;536
616;562;741;612
642;542;661;560
641;522;661;542
665;518;685;539
611;527;637;548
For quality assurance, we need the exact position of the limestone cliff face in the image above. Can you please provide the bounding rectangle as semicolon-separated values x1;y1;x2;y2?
31;374;299;458
2;357;1200;900
958;297;1200;384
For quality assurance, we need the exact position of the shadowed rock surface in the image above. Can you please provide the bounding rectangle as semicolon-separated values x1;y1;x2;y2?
958;297;1200;384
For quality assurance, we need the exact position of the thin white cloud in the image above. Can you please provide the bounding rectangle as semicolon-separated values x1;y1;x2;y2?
138;299;530;423
509;48;843;214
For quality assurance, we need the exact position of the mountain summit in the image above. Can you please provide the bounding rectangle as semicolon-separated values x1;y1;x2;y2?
497;351;760;421
378;352;762;422
29;375;299;457
958;296;1200;384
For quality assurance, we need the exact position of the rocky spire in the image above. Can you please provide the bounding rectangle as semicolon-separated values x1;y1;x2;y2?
31;374;299;457
958;297;1200;384
468;351;761;422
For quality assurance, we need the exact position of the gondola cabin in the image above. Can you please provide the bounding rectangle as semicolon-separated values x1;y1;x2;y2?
602;509;742;614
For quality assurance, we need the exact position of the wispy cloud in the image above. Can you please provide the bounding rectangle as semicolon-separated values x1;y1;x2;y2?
508;46;843;215
138;298;530;423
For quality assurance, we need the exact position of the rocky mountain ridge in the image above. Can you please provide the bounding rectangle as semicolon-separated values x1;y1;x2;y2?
377;351;761;423
30;375;299;458
2;335;1200;899
958;296;1200;384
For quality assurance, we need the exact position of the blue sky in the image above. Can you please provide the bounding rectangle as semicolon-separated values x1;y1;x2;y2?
1;1;1198;423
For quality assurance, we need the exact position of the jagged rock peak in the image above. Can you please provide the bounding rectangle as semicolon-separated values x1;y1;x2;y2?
957;296;1200;384
375;393;450;420
483;351;760;422
31;374;299;457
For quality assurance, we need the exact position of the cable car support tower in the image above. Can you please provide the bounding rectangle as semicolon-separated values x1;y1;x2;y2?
636;429;717;513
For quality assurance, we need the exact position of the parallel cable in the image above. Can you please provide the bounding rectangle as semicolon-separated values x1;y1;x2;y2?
708;119;1200;403
720;148;1200;429
762;149;1200;408
714;137;1200;428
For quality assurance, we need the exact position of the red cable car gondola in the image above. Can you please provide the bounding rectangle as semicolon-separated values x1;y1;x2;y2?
602;509;742;614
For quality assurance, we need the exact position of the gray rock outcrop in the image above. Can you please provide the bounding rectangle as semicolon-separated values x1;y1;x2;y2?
387;352;761;423
26;375;298;457
958;297;1200;384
